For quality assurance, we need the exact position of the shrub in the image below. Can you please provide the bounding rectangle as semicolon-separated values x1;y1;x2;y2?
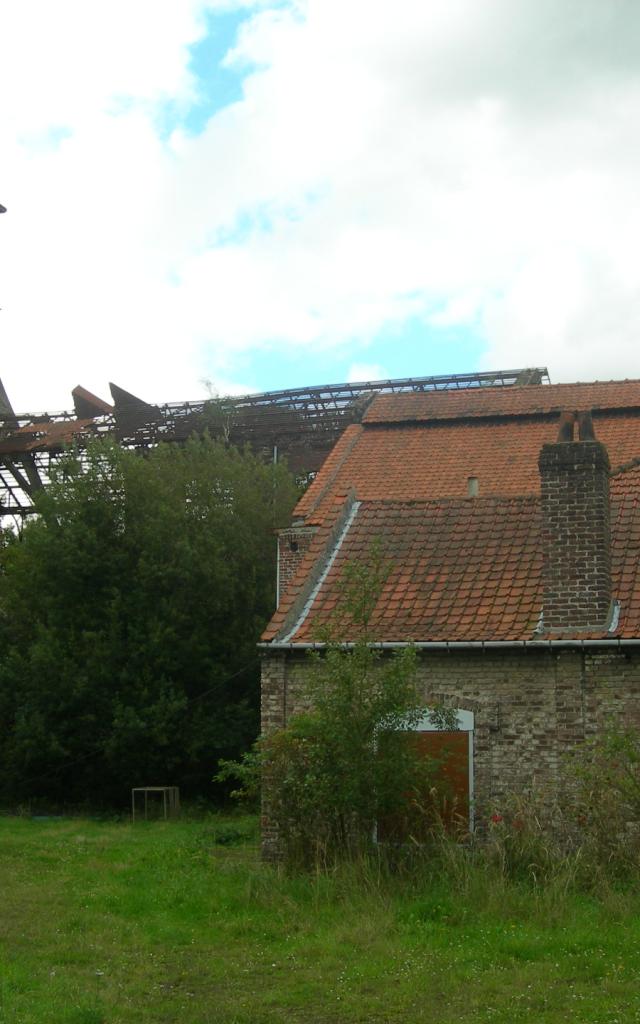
219;548;458;868
220;641;448;867
568;725;640;879
482;725;640;892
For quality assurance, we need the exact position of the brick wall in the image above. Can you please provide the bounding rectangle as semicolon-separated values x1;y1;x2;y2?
277;528;316;603
260;651;287;861
260;646;640;857
539;440;612;630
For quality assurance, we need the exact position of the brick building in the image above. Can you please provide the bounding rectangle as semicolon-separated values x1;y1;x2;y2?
259;379;640;856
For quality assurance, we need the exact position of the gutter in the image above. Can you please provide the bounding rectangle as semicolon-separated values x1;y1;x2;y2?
259;638;640;651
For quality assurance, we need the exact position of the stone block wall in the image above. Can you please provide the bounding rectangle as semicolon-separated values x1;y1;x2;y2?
260;646;640;858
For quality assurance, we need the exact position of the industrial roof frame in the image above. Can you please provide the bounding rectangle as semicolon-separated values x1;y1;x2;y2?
0;367;549;524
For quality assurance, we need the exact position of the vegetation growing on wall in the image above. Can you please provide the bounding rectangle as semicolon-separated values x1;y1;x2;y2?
0;437;298;807
221;551;458;867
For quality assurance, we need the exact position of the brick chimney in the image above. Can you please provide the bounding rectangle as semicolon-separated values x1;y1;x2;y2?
277;526;316;605
538;411;612;632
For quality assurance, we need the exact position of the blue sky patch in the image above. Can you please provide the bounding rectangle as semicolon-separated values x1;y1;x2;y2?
156;10;247;139
184;10;247;134
220;319;487;394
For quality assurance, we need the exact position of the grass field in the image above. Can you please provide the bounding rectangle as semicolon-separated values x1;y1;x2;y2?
1;816;640;1023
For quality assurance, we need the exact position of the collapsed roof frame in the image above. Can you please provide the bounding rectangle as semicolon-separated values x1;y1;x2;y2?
0;367;549;525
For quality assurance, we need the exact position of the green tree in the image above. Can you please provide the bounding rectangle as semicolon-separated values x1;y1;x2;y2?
0;437;298;807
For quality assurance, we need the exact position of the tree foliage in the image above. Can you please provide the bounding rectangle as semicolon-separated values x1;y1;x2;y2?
0;437;298;807
258;644;427;866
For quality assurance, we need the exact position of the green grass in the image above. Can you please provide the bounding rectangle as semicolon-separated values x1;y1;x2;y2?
1;816;640;1022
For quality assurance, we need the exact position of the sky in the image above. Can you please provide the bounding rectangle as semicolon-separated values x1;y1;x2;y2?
1;0;640;412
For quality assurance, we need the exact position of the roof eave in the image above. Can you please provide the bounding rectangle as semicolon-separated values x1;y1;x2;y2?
259;637;638;651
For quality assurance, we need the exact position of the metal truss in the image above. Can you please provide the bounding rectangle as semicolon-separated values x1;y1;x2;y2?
0;367;549;524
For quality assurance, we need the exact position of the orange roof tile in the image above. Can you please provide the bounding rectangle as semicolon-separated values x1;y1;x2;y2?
610;460;640;495
268;495;640;644
296;411;640;524
261;493;355;642
296;423;362;521
269;380;640;645
364;379;640;424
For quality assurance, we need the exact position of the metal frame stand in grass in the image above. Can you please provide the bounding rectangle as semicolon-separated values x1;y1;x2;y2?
131;787;180;822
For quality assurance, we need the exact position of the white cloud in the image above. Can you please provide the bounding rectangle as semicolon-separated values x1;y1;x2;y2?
347;363;390;384
2;0;640;411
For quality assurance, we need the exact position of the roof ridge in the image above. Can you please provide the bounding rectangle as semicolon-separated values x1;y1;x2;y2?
362;407;640;426
363;380;640;427
505;378;640;389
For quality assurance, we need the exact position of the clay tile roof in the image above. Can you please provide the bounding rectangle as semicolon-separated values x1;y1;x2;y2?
610;459;640;496
296;408;640;525
268;379;640;645
363;379;640;424
277;497;542;643
267;494;640;644
261;494;355;643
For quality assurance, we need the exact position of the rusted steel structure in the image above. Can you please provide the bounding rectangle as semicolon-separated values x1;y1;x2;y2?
0;367;549;525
